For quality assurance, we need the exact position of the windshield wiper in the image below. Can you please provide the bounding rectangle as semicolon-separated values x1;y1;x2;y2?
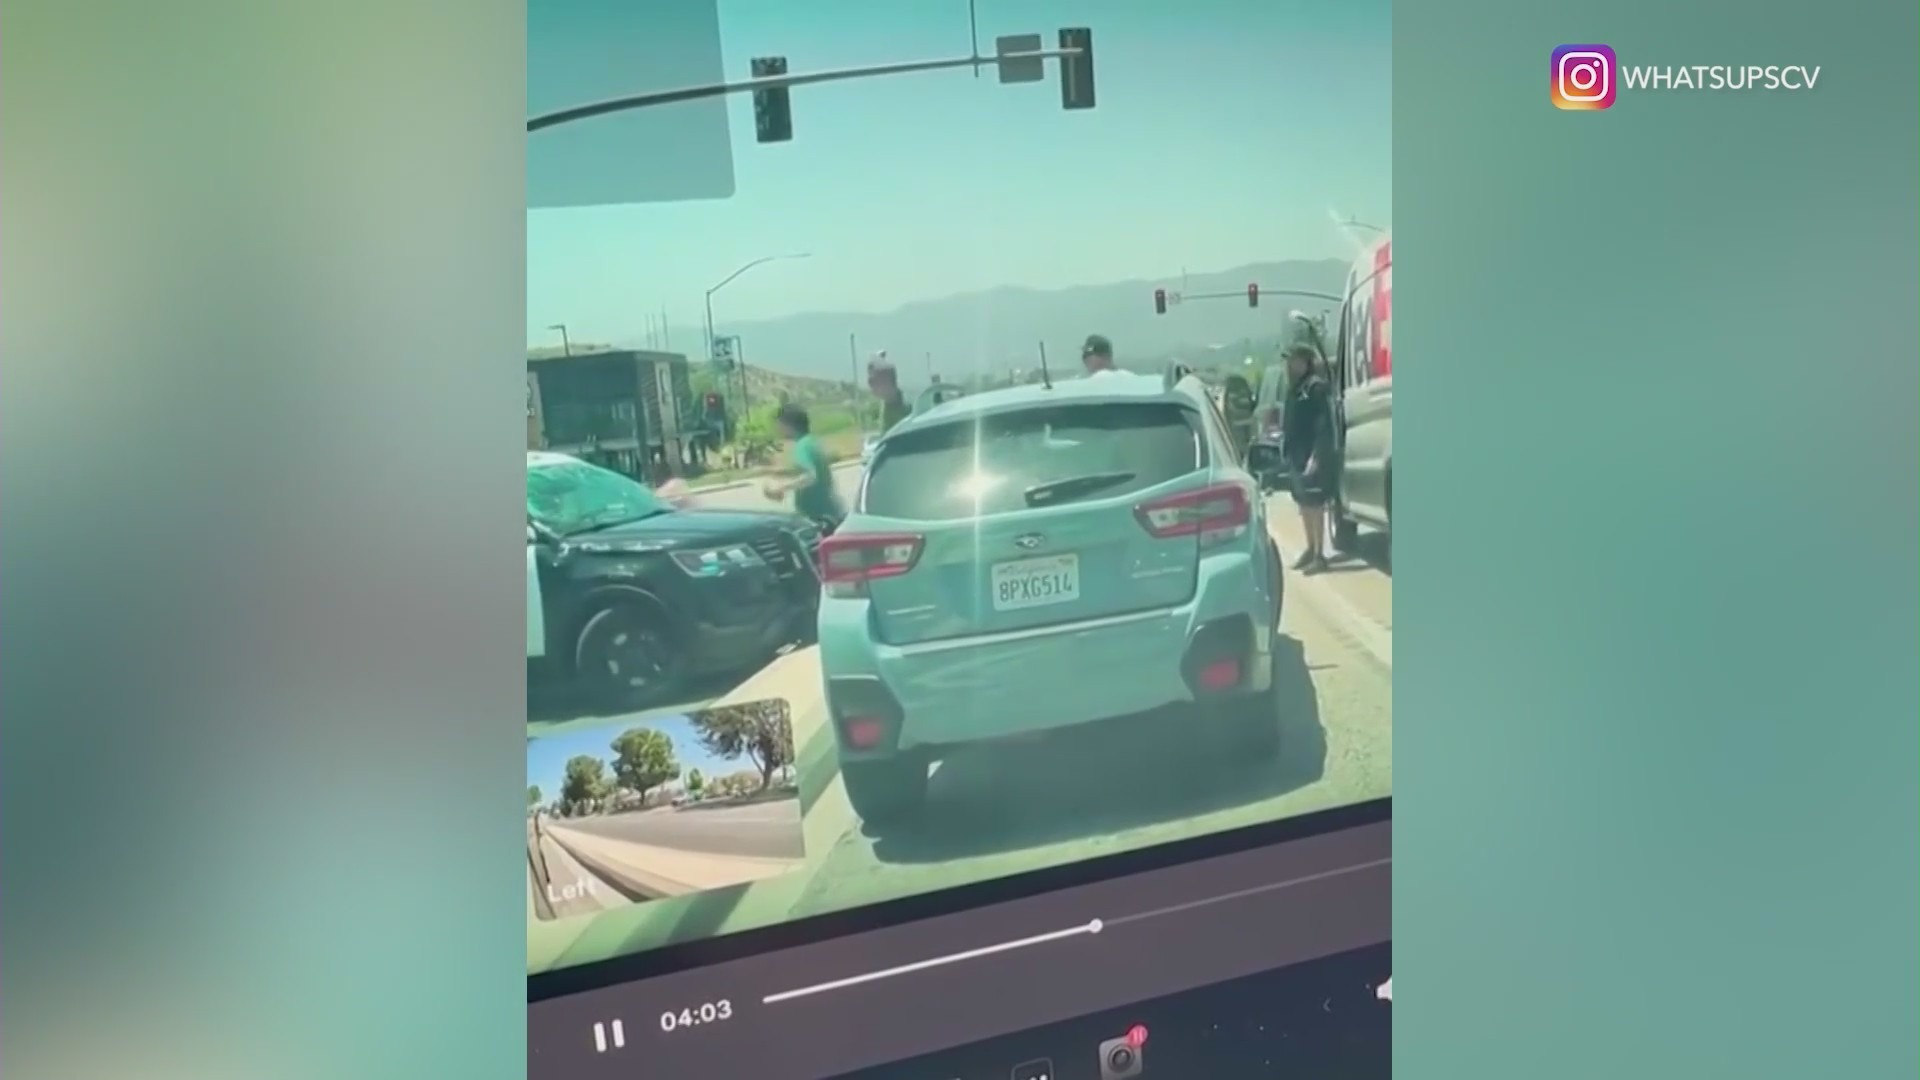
1024;471;1137;507
565;508;671;536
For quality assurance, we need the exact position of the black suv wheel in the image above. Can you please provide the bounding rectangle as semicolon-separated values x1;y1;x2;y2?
572;597;684;711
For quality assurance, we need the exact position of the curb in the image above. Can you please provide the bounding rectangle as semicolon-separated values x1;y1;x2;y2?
1291;566;1393;671
1262;507;1393;672
541;828;672;902
528;828;558;920
527;838;556;922
543;825;798;900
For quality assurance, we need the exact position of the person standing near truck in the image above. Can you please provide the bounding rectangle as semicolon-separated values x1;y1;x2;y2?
1282;342;1339;573
868;351;911;433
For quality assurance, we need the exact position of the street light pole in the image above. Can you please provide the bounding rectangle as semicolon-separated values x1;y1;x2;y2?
848;334;860;429
736;337;751;418
703;252;812;411
548;323;571;356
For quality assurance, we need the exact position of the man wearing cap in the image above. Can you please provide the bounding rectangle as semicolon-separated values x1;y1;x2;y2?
1081;334;1119;375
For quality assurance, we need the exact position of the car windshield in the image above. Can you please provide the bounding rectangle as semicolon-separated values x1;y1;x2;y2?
527;460;672;536
863;402;1203;521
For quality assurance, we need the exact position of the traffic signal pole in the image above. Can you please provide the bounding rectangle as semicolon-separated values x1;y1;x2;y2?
1172;288;1345;306
528;46;1085;132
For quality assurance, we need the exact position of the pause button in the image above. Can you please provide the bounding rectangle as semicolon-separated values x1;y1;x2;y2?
592;1020;626;1053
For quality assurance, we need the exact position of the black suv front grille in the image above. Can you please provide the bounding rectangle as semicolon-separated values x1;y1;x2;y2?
750;535;799;578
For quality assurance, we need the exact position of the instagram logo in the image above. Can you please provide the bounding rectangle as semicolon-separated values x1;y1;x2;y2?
1551;44;1616;110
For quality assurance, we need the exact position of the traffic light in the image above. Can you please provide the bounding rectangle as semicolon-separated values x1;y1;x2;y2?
751;57;792;143
704;392;722;411
1058;28;1095;110
1153;288;1168;315
1247;283;1260;308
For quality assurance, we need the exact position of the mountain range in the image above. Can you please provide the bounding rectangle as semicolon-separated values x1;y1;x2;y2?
567;258;1351;384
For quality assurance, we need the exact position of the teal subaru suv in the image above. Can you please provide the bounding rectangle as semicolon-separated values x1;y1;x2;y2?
813;367;1287;830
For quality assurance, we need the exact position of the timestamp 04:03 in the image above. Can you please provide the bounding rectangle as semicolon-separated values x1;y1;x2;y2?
660;1000;735;1033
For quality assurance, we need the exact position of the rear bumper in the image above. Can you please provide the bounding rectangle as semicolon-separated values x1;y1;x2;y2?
818;549;1276;758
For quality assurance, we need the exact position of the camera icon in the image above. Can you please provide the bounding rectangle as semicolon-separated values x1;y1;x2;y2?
1551;45;1616;108
1556;51;1610;100
1097;1035;1144;1080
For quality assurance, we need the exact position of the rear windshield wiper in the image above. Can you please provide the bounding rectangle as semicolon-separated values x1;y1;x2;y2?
1024;471;1137;507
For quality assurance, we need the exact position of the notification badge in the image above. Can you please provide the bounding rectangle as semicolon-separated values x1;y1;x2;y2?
1551;44;1616;110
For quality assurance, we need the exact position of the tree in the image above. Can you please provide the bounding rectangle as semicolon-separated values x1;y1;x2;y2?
561;755;611;815
718;769;762;797
691;700;795;791
737;402;781;444
527;784;542;809
610;727;680;806
685;768;705;797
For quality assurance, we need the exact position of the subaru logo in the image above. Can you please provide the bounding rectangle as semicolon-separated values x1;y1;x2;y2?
1013;533;1044;550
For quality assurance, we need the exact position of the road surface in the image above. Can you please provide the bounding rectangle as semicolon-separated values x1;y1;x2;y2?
528;467;1393;972
551;797;805;861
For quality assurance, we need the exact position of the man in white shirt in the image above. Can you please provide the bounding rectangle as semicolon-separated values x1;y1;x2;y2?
1080;334;1119;375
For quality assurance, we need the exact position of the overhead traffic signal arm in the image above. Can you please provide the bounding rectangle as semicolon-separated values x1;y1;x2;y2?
530;32;1097;135
1165;286;1344;306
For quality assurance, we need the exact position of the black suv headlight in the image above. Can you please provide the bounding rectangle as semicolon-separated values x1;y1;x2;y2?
671;544;767;578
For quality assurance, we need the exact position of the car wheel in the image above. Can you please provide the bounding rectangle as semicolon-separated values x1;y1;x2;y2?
842;755;929;831
572;598;684;711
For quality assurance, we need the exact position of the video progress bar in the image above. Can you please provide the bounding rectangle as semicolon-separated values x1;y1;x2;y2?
762;856;1391;1005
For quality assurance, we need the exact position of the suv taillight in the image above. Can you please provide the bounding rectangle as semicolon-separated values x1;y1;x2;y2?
816;532;924;598
1261;406;1283;437
1135;483;1252;547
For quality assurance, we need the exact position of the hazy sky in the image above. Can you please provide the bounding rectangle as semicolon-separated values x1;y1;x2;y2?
528;0;1391;348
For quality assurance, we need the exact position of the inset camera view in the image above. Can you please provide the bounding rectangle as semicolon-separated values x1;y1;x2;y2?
527;0;1391;975
527;701;804;923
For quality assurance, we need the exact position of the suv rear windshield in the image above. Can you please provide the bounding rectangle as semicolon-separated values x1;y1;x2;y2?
863;402;1204;521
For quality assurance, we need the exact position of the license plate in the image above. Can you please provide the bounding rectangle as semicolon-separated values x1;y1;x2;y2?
991;554;1080;611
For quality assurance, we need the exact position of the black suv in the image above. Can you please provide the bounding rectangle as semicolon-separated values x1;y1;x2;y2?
526;453;821;711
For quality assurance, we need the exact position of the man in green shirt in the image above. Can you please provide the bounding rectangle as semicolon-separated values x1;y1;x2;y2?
765;403;845;528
